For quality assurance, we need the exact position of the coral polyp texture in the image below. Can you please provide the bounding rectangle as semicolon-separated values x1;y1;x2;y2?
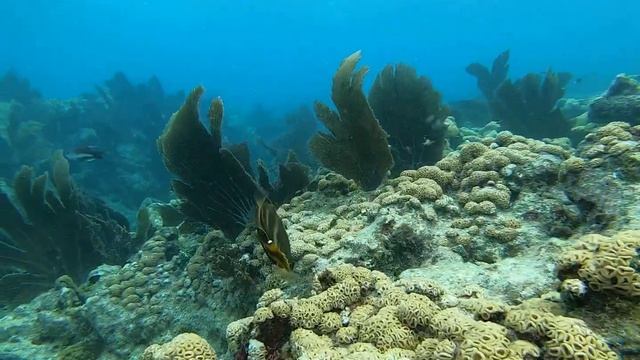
557;230;640;297
142;333;217;360
227;264;618;359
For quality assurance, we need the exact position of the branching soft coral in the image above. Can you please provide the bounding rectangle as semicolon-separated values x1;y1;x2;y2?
257;151;310;206
369;63;449;172
310;51;393;191
466;50;510;102
492;70;573;139
157;87;260;238
0;150;131;304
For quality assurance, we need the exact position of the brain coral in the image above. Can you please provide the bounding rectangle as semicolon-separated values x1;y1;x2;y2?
142;333;217;360
227;265;618;359
557;230;640;297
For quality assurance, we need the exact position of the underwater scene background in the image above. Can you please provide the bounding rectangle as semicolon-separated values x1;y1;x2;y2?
1;1;640;359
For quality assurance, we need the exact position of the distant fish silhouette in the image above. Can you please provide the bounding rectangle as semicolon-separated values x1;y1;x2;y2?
66;145;105;162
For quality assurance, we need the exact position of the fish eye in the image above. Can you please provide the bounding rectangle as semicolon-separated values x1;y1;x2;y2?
267;240;273;244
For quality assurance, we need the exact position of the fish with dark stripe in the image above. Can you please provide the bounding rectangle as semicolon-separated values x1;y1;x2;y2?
255;195;293;271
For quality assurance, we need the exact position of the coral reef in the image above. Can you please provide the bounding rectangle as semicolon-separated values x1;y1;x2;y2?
309;51;393;190
0;71;183;220
561;122;640;231
557;230;640;297
466;51;575;140
228;264;618;359
0;150;132;304
3;116;640;358
4;63;640;360
275;128;587;274
0;71;41;106
368;63;449;172
71;72;183;214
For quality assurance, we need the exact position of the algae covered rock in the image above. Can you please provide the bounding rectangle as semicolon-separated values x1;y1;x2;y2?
589;73;640;125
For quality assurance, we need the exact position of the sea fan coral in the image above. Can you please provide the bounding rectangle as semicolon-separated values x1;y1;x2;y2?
0;150;132;304
369;63;449;172
309;51;393;190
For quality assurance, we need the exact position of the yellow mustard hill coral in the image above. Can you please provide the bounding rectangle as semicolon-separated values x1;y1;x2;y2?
557;230;640;297
142;333;217;360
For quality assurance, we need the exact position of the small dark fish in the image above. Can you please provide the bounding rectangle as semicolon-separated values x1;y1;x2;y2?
67;145;104;162
255;195;293;271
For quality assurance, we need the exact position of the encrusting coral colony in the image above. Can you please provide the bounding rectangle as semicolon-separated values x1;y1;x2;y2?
1;50;640;360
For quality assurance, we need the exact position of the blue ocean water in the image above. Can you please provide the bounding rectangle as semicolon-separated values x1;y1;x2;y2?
2;0;639;112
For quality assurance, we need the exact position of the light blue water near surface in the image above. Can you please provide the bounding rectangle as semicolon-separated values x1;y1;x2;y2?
1;0;639;116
